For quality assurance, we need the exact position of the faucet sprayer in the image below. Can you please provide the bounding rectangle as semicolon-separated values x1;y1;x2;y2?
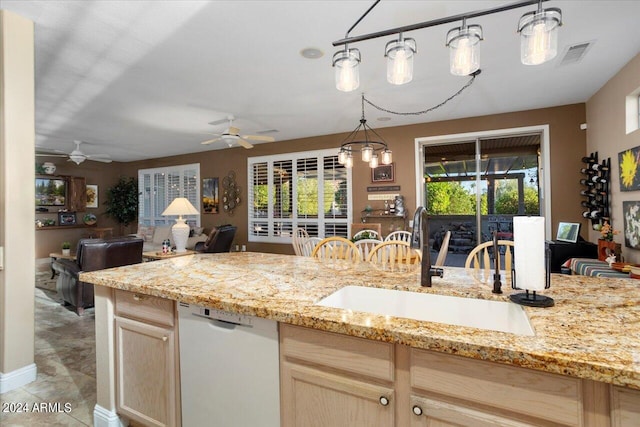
410;206;444;287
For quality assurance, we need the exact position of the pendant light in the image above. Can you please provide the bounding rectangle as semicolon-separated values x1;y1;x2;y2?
446;18;483;76
384;33;416;85
332;45;361;92
518;0;562;65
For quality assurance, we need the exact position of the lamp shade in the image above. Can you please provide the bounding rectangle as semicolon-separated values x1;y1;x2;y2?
446;24;483;76
385;36;416;85
518;9;562;65
162;197;199;253
162;197;199;217
332;48;361;92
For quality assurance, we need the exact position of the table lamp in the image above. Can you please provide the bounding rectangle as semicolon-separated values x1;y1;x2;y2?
161;197;199;253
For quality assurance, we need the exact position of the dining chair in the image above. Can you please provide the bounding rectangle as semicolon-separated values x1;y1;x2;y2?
384;230;412;243
434;230;452;267
292;227;309;256
366;240;422;272
312;237;361;262
464;240;514;283
354;238;383;261
300;237;322;257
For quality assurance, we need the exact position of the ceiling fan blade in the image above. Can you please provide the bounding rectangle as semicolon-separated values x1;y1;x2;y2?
242;134;275;142
36;153;68;157
87;157;112;163
201;137;221;145
228;126;241;135
207;117;230;126
237;138;254;149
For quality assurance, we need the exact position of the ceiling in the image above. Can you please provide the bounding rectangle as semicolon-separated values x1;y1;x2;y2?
4;0;640;162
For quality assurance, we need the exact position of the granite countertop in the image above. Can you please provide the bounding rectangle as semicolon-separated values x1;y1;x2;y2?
80;252;640;390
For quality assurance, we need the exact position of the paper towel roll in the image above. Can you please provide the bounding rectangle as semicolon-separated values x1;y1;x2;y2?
513;216;546;291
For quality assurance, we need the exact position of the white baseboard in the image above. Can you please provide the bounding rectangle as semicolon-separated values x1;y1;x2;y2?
93;404;128;427
0;363;37;394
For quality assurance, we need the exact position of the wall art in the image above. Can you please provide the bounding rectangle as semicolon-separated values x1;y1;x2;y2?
202;177;219;214
618;146;640;191
623;200;640;249
86;184;98;208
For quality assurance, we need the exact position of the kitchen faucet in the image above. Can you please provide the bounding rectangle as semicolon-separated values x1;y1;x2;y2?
410;206;444;287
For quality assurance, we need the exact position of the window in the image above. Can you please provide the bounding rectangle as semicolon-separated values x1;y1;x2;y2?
624;88;640;134
248;149;351;243
138;163;200;226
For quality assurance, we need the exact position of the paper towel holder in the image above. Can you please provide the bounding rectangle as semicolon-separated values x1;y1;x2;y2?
509;246;554;307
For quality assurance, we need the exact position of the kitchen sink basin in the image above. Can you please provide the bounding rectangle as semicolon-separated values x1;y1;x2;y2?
316;286;534;336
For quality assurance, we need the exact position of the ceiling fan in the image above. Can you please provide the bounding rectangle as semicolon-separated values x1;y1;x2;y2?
36;140;112;165
200;115;275;149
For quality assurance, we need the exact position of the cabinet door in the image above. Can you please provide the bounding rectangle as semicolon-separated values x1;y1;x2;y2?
409;395;537;427
611;386;640;427
115;316;177;427
68;176;86;212
281;362;394;427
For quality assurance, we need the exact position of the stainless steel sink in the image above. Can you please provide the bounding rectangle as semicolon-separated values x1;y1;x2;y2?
316;286;534;336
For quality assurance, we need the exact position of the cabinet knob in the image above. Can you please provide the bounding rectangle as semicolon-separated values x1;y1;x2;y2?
162;336;168;342
412;405;423;416
379;396;389;406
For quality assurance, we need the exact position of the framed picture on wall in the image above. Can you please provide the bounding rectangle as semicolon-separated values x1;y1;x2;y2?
371;163;395;183
623;201;640;249
86;184;98;208
619;146;640;191
202;177;219;214
58;212;77;226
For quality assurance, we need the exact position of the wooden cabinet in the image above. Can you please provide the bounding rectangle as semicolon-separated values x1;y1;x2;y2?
611;386;640;427
281;325;630;427
114;290;180;427
280;324;395;427
68;176;86;212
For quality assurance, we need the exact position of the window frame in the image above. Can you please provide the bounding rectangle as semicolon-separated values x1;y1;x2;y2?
138;163;201;227
247;149;352;244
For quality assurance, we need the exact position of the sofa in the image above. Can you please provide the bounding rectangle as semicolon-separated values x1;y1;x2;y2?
53;236;144;315
136;224;208;252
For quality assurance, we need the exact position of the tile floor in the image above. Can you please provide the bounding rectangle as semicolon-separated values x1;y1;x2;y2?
1;273;96;426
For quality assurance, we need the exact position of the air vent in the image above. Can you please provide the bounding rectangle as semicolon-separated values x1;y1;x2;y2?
559;41;594;66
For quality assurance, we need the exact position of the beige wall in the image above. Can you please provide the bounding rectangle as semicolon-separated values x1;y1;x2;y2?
0;10;35;384
586;53;640;263
122;103;587;255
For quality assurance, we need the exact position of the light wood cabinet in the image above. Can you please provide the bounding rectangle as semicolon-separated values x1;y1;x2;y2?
281;324;637;427
611;386;640;427
114;290;180;427
280;324;395;427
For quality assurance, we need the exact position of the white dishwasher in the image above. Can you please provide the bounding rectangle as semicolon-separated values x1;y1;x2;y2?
178;302;280;427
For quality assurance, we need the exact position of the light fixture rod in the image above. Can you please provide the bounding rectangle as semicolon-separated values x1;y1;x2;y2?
344;0;381;39
333;0;548;47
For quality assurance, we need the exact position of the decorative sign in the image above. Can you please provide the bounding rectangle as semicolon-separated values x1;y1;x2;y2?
367;185;400;192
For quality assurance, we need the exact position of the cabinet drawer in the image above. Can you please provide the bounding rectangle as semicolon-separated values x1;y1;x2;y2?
280;324;394;382
115;289;174;327
411;349;582;426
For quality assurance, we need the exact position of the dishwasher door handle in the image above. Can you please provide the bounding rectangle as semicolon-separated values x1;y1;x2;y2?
191;312;250;329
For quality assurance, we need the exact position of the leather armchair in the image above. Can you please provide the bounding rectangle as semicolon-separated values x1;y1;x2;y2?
53;236;144;315
194;225;237;253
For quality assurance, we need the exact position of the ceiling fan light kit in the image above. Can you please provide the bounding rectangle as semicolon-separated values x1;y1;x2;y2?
332;0;562;91
36;140;112;165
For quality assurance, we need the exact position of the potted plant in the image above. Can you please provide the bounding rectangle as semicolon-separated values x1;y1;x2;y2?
104;176;138;234
61;241;71;256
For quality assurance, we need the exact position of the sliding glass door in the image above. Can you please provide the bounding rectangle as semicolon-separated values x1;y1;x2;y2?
420;134;541;266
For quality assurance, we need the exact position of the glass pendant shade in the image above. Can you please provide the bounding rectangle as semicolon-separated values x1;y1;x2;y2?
446;24;482;76
345;153;354;169
361;144;373;162
332;47;361;92
518;8;562;65
369;154;379;168
338;149;348;165
385;36;416;85
381;149;392;165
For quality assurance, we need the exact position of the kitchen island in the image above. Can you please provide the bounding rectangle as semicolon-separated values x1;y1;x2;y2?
81;252;640;427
